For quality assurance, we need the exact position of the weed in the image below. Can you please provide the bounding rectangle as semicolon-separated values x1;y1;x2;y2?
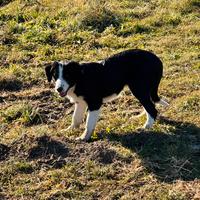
15;13;27;23
0;13;13;21
150;13;181;28
23;28;57;45
0;102;43;125
39;16;57;29
118;22;151;37
15;161;33;173
7;20;25;34
80;2;122;32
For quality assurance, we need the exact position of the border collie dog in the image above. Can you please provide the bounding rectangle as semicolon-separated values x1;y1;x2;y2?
45;49;168;141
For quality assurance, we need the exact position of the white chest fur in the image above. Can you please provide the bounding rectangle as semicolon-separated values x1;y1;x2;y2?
67;86;84;103
67;87;119;104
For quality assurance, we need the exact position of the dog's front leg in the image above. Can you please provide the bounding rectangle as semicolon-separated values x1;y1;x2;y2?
76;109;100;141
67;101;87;130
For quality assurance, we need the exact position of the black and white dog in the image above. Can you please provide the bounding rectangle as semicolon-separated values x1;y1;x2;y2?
45;49;168;141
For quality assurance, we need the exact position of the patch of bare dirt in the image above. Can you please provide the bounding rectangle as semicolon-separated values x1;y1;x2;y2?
67;140;125;165
27;135;69;169
33;90;73;124
27;136;130;168
28;135;69;159
5;134;68;169
8;134;35;158
3;135;133;169
91;147;117;164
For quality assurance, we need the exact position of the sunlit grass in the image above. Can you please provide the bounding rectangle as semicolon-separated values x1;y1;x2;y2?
0;0;199;199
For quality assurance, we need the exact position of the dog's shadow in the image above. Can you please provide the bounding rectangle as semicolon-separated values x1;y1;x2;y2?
103;117;200;182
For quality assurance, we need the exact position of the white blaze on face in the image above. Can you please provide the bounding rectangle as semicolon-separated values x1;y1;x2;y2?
55;63;69;94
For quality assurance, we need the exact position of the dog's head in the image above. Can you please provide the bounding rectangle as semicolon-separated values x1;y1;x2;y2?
45;61;81;97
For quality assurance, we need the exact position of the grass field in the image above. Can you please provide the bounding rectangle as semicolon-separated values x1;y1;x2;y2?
0;0;200;199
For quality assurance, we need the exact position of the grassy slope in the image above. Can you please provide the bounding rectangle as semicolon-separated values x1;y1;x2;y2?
0;0;200;199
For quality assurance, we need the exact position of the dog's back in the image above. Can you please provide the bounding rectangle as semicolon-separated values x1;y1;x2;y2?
104;49;163;75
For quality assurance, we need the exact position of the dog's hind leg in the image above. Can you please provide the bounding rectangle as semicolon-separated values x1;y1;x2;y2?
143;108;155;129
134;97;169;121
129;85;158;129
140;98;158;129
150;79;169;107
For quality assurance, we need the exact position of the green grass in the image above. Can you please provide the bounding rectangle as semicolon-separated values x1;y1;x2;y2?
0;101;43;125
0;0;200;199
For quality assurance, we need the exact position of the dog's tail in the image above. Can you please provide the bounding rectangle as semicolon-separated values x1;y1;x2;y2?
156;98;169;107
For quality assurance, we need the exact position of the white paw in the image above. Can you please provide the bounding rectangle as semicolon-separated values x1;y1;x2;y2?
143;123;153;129
76;133;90;142
75;137;85;141
143;113;154;129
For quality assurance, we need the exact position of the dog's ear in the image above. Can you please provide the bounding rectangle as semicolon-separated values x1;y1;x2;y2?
45;61;58;82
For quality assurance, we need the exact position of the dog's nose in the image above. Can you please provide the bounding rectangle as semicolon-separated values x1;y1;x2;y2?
57;87;63;92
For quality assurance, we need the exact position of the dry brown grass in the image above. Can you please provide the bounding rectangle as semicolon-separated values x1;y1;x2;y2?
0;0;200;199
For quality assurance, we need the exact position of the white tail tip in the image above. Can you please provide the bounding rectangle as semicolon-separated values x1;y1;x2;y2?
157;98;169;107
